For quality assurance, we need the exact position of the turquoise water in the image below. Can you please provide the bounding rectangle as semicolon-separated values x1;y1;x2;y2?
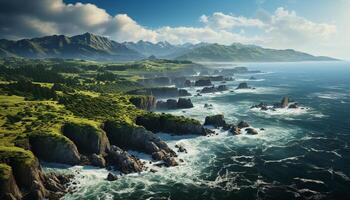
51;61;350;200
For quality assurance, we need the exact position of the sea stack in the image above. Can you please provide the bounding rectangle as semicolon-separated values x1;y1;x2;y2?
281;96;289;108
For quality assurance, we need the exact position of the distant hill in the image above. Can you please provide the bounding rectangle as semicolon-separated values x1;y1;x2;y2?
0;33;336;62
0;33;143;61
175;43;336;62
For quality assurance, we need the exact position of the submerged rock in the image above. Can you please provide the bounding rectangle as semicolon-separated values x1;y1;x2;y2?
204;114;226;128
230;125;241;135
201;86;216;93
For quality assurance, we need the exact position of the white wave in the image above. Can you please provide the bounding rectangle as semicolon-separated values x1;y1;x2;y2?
311;92;348;100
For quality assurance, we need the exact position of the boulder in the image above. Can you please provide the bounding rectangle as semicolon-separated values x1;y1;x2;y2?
245;128;258;135
280;96;289;108
237;121;250;129
288;103;298;109
29;133;80;165
204;114;226;128
106;173;118;181
178;89;191;96
164;157;178;167
236;82;249;89
129;95;156;111
152;150;167;161
230;125;241;135
90;154;106;168
62;123;110;155
107;146;144;174
177;98;193;109
201;86;217;93
166;99;178;109
217;85;228;91
195;79;212;86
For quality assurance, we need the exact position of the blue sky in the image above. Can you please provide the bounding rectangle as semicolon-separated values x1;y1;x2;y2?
0;0;349;58
63;0;339;28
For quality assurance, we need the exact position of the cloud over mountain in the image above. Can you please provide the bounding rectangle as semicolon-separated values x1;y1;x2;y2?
0;0;339;57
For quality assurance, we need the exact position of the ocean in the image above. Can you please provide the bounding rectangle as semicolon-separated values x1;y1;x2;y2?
46;61;350;200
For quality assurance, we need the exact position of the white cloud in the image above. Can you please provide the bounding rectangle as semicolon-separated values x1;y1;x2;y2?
200;12;264;30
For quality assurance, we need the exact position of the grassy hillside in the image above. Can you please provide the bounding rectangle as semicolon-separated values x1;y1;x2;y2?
176;43;336;62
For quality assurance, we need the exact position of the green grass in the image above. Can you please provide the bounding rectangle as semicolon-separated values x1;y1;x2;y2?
0;163;12;180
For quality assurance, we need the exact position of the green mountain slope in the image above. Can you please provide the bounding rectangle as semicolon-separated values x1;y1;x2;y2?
0;33;143;61
176;43;336;62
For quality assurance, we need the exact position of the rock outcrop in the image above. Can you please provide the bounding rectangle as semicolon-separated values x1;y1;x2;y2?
0;164;22;200
204;114;226;128
195;79;212;86
217;85;228;91
280;96;289;108
178;89;191;96
236;82;250;89
129;95;156;110
156;98;193;110
200;85;228;93
237;121;250;129
29;133;81;165
136;112;207;135
103;120;175;158
245;128;258;135
177;98;193;109
107;146;144;174
128;87;190;97
62;123;110;156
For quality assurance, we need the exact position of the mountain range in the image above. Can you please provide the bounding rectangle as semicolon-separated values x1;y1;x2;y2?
0;33;336;62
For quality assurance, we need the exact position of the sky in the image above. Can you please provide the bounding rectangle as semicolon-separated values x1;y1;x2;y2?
0;0;349;59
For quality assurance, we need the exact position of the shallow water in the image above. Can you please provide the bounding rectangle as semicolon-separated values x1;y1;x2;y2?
47;61;350;200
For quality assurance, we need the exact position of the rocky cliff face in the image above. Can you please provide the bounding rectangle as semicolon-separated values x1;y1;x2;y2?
129;95;156;111
136;112;207;135
0;147;73;200
128;87;190;97
62;123;110;155
29;133;81;165
103;121;174;156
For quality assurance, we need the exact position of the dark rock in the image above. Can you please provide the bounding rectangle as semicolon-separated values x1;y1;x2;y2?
129;96;156;111
0;165;22;200
156;100;168;110
29;133;80;165
288;103;298;109
236;82;250;89
150;169;157;173
281;96;289;108
178;89;191;96
201;86;217;93
152;150;167;161
204;103;213;108
106;173;118;181
90;154;106;168
217;85;228;91
107;146;144;174
249;76;257;80
260;128;265;131
62;123;110;155
237;121;250;129
245;128;258;135
208;76;224;81
103;121;175;158
195;79;212;86
204;114;226;128
164;157;178;167
230;125;241;135
222;123;232;131
177;98;193;109
166;99;178;109
136;113;206;135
